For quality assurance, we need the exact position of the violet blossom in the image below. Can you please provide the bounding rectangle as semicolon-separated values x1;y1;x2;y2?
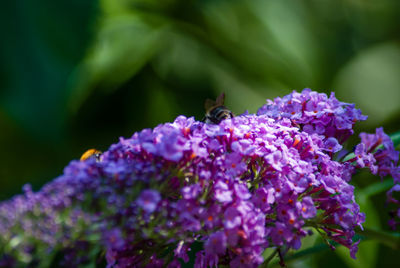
0;89;399;267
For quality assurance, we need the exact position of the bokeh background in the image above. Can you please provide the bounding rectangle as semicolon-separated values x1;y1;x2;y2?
1;0;400;267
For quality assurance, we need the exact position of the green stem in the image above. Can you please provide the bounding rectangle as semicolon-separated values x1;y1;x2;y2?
265;227;400;267
358;179;393;198
260;248;278;268
356;227;400;250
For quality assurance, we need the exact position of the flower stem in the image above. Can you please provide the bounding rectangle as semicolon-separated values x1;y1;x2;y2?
356;227;400;250
260;248;278;268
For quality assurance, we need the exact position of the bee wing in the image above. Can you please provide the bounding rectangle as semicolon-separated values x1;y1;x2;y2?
215;92;225;106
205;93;225;110
204;98;216;111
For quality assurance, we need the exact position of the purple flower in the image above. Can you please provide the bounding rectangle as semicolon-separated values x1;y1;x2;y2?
104;228;125;250
158;131;186;162
252;187;274;214
214;180;233;203
234;183;251;200
2;89;394;267
181;184;202;200
224;152;248;177
350;240;360;259
270;222;293;246
224;206;242;229
257;89;367;143
323;137;342;153
265;151;284;171
390;166;400;184
297;197;316;219
136;190;161;213
148;254;165;267
167;259;181;268
350;127;400;229
205;231;227;255
174;241;191;263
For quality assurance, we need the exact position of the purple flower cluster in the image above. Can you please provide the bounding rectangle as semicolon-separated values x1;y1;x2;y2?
257;88;367;143
0;89;398;267
349;128;400;229
350;128;399;180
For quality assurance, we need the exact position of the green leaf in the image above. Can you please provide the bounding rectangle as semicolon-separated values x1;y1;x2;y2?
391;131;400;149
357;228;400;250
0;0;98;142
334;43;400;126
358;179;393;198
67;8;163;113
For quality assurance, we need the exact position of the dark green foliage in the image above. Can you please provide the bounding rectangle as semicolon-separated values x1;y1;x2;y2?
1;1;400;266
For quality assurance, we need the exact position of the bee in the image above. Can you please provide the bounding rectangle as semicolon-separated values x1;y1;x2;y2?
80;148;102;162
203;93;234;124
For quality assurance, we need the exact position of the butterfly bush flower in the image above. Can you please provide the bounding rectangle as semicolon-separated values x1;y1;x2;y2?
0;89;399;267
348;127;400;229
257;88;368;143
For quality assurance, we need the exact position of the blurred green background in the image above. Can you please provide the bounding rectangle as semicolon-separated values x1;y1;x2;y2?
1;0;400;266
